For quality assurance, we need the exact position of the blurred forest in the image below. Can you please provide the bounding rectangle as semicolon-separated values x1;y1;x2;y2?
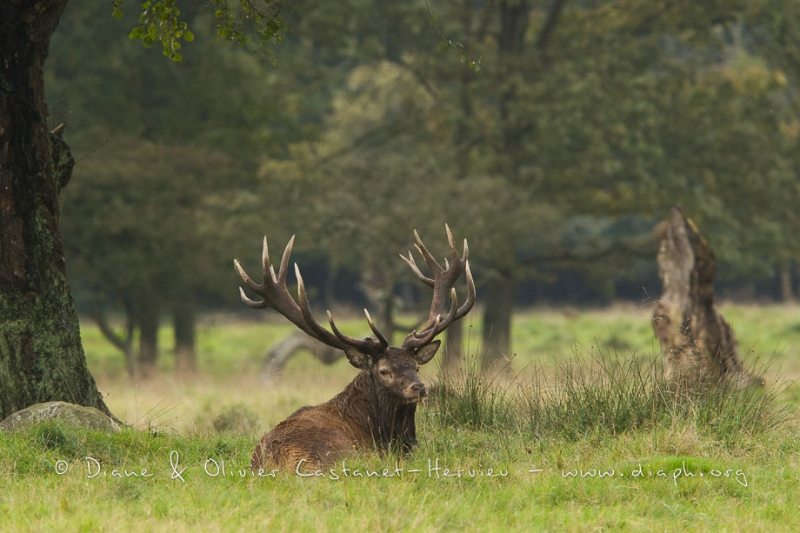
46;0;800;375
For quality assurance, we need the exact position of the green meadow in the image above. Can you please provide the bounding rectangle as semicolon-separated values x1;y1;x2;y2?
2;304;799;531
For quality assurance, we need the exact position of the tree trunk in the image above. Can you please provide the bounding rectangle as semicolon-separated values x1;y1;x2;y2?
377;280;396;342
651;207;762;389
778;261;795;302
173;298;197;375
360;268;399;342
497;0;531;183
137;290;160;378
444;3;481;369
443;319;463;370
473;1;530;375
481;275;515;371
0;0;112;420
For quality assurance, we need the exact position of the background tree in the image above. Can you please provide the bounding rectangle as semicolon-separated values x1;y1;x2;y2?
238;0;800;370
0;0;112;419
48;0;291;377
0;0;285;418
61;138;238;376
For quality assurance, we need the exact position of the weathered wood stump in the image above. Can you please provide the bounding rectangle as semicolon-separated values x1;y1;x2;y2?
651;207;762;389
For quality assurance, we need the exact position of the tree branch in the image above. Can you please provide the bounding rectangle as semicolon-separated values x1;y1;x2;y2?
536;0;567;52
90;310;134;355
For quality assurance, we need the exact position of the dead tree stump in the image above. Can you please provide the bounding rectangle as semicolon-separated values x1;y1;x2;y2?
652;207;762;389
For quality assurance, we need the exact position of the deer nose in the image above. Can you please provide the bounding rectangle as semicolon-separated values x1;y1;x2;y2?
411;382;427;397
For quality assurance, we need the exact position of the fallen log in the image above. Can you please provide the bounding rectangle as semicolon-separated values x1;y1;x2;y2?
262;330;342;379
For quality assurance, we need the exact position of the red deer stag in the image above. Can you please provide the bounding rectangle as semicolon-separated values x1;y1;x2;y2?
234;225;475;471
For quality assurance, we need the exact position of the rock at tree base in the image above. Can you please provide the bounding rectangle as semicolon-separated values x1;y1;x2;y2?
652;207;762;389
0;401;121;432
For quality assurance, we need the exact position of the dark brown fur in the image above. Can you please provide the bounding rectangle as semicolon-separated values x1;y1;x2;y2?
251;344;438;471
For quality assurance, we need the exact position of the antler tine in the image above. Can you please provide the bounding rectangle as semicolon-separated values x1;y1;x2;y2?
411;314;441;347
294;263;336;341
295;262;386;355
325;310;389;352
447;286;459;317
445;223;465;267
278;235;295;283
262;236;278;284
445;223;456;250
238;286;268;308
413;286;456;333
364;309;390;347
411;262;475;336
237;230;474;358
445;223;463;265
413;229;442;272
237;235;389;358
400;251;434;287
456;260;476;318
233;258;263;292
401;226;477;350
262;236;270;271
326;310;358;345
412;287;459;341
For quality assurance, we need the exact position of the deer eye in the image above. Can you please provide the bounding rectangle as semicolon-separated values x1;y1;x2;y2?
379;368;391;376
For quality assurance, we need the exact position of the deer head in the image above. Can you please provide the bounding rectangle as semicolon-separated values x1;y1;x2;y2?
234;225;475;404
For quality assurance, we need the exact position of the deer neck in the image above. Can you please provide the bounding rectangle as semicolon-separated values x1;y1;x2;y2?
331;371;417;451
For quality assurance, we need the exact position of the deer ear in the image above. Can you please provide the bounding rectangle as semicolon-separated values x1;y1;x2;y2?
413;340;441;365
344;348;372;369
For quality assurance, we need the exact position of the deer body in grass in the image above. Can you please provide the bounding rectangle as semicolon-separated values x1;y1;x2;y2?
234;226;475;471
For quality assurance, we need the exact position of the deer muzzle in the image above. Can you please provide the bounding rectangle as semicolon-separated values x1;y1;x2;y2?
404;382;428;403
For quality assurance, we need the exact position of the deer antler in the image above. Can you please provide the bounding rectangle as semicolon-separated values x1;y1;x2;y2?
399;224;476;350
234;236;388;356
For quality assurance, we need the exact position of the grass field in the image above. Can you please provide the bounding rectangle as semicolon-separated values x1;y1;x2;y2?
2;304;799;531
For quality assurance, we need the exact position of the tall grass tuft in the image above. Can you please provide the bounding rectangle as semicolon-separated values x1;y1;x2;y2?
427;354;516;430
521;354;666;440
427;350;793;446
523;353;791;443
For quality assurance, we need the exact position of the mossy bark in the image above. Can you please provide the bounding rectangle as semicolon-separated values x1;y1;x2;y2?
0;0;112;420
